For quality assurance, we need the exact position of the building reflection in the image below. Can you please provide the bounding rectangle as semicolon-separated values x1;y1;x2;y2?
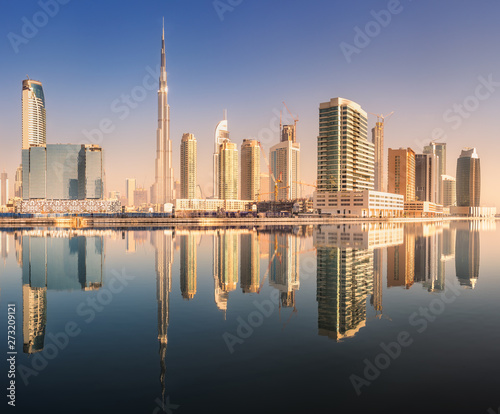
150;229;174;403
213;229;239;317
454;221;480;289
20;230;105;354
180;233;197;300
387;226;415;289
240;231;260;294
269;233;300;308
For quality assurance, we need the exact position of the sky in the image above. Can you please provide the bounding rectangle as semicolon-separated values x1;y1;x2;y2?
1;0;500;206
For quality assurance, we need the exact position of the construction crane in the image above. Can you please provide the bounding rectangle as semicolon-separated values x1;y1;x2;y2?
368;111;394;124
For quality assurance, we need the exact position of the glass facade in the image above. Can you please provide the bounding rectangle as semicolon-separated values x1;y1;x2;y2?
46;144;80;200
79;146;103;199
22;144;103;202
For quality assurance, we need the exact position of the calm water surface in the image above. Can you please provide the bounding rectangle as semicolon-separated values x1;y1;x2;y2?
0;220;499;413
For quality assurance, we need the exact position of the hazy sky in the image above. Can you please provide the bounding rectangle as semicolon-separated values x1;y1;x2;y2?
1;0;500;206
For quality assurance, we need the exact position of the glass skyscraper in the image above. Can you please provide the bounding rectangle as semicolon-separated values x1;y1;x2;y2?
456;148;480;207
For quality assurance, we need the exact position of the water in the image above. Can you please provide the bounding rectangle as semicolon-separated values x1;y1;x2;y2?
0;221;499;413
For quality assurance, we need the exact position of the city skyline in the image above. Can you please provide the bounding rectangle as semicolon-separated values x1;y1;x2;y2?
1;1;500;208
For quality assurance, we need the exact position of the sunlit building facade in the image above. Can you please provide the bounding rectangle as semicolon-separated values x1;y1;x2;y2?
22;79;46;150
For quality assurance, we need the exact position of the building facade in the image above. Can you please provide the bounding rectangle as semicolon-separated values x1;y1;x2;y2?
317;98;374;192
269;140;300;201
388;148;415;202
126;178;136;206
22;79;46;150
372;122;384;192
415;153;438;203
218;141;239;200
213;115;229;199
424;142;446;203
240;139;260;201
0;172;8;206
456;148;480;207
442;175;456;207
180;133;197;199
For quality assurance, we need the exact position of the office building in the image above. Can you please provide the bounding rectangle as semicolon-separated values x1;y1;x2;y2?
126;178;136;206
388;148;415;202
134;188;148;206
317;98;373;192
180;133;197;199
22;78;46;150
415;153;438;203
78;145;103;200
442;175;456;207
241;139;261;201
21;144;118;213
218;141;239;200
372;122;384;192
259;173;271;201
15;165;22;198
153;24;174;205
270;138;300;201
424;142;446;203
213;114;229;199
1;171;8;205
456;148;480;207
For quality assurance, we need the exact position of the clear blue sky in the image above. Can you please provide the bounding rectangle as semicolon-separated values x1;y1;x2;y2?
1;0;500;206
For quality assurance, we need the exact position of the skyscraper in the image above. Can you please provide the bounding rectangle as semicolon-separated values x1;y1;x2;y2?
424;142;446;203
415;153;438;203
388;148;416;202
78;145;103;200
22;78;46;150
317;98;373;192
180;133;197;199
14;165;22;198
372;122;384;192
442;175;456;207
213;114;229;199
153;23;174;206
240;139;261;201
1;171;8;205
281;125;296;143
126;178;136;206
456;148;480;207
218;141;239;200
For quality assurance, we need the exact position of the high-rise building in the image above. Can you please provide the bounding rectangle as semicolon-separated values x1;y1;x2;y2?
15;165;23;198
22;78;46;150
153;24;174;205
259;173;271;201
180;133;197;199
442;175;456;207
415;153;438;203
213;114;229;199
78;145;103;200
134;188;148;206
456;148;480;207
1;171;8;205
317;98;373;192
388;148;416;202
270;139;300;201
424;142;446;203
126;178;136;206
240;139;261;201
372;122;384;192
218;141;238;200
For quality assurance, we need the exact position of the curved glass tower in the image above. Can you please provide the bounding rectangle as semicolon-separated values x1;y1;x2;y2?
22;79;46;150
213;114;229;198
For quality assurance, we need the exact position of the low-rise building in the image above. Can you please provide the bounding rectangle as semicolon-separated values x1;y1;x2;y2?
313;190;404;218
